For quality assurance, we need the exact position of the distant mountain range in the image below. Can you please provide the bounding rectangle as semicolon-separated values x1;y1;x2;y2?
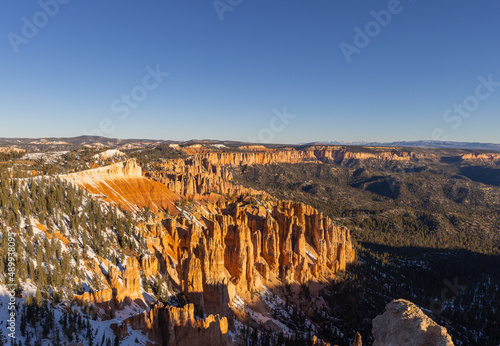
304;140;500;152
1;136;499;152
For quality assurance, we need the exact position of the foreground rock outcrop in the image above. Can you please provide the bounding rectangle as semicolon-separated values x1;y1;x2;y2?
372;299;454;346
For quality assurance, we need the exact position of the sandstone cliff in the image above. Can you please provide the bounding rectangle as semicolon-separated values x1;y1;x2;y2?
147;198;355;319
461;152;500;164
146;147;433;198
146;157;268;197
113;303;231;345
0;146;25;154
69;154;355;343
67;158;142;179
189;146;433;165
75;257;142;310
63;159;178;212
372;299;454;346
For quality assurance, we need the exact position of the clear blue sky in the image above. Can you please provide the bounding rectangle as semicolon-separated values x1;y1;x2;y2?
1;0;499;144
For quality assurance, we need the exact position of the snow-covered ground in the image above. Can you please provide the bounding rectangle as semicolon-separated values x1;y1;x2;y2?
210;144;227;149
93;150;127;160
0;283;153;345
22;151;69;163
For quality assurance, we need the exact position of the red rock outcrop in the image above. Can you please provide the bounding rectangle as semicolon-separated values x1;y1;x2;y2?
147;147;433;199
461;153;500;164
140;254;159;277
351;332;362;346
75;257;142;307
146;157;267;197
312;335;331;346
69;152;357;342
63;159;178;212
181;146;433;166
148;198;354;318
119;257;142;301
141;148;357;319
0;146;25;154
114;303;231;345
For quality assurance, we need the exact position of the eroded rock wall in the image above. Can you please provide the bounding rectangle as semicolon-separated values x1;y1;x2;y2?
114;303;231;346
148;199;354;318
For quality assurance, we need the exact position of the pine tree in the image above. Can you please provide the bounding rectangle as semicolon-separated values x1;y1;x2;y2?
0;327;5;346
91;272;102;292
34;289;43;307
24;332;31;346
86;319;95;346
20;305;27;337
50;325;62;346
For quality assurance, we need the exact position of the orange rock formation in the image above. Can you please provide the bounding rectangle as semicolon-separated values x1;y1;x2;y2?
75;257;142;308
188;146;433;165
0;147;25;154
148;198;354;318
461;152;500;163
69;152;357;343
147;147;433;198
147;157;267;197
113;303;230;345
63;159;178;213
